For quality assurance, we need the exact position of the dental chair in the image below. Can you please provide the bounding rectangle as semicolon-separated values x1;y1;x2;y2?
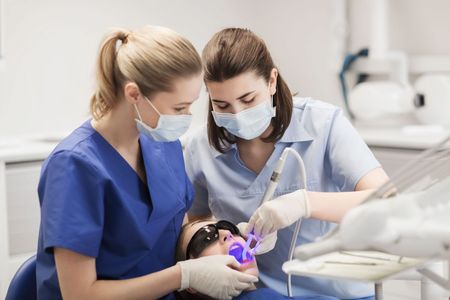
5;255;37;300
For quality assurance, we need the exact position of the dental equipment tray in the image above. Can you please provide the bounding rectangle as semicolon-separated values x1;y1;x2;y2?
282;251;426;283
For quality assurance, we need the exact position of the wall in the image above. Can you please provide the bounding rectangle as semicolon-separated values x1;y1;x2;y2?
0;0;338;138
1;0;450;138
349;0;450;55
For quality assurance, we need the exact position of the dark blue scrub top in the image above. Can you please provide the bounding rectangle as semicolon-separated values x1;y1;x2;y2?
36;120;194;300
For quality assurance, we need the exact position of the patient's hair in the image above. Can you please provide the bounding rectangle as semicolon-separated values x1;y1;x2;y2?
175;222;192;262
90;25;202;120
175;220;216;300
175;219;214;262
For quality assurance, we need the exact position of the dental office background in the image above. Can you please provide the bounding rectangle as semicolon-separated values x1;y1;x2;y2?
1;0;449;299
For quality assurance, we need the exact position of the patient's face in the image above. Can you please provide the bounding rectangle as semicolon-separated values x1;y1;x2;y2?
181;220;259;278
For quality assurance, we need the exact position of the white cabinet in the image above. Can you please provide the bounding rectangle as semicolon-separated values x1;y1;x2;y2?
355;125;450;176
0;141;56;299
6;161;42;256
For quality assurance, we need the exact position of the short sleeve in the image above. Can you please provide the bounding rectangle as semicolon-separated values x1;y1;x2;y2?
326;109;381;191
184;141;212;217
39;151;105;257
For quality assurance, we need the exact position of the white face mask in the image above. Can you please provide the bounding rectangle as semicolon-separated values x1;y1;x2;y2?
134;97;192;142
211;95;276;140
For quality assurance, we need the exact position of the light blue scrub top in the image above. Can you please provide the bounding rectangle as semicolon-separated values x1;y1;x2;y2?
184;97;381;299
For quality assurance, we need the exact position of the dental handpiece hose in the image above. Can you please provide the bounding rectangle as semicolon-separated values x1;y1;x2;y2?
244;150;291;258
260;148;291;204
256;147;307;297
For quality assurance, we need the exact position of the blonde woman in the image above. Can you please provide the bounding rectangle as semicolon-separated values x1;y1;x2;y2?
36;26;257;300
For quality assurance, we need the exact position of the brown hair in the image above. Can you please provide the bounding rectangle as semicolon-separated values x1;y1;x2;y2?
175;219;216;262
174;219;217;300
175;222;192;262
202;28;293;152
90;26;202;120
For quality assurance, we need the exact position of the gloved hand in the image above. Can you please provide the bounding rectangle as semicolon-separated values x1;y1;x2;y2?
177;255;258;299
247;189;311;237
237;222;277;255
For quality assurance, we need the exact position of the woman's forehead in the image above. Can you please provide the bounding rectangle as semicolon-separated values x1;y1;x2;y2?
207;71;266;101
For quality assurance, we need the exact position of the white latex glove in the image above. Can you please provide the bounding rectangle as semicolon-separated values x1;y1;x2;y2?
247;189;311;237
177;255;258;300
237;222;277;255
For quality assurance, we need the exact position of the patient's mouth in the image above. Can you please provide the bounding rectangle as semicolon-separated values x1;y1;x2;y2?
228;242;254;264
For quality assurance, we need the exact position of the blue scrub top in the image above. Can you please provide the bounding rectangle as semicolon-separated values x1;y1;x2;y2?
36;120;194;300
184;98;380;299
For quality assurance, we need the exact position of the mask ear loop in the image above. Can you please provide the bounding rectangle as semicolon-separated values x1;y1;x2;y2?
144;96;162;116
133;93;147;121
134;95;162;123
134;104;143;121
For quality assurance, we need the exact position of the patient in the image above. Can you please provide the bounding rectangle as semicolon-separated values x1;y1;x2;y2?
175;219;339;300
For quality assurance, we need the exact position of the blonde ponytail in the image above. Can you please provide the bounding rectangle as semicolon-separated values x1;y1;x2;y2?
90;26;201;120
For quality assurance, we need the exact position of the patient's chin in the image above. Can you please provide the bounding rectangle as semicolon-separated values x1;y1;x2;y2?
238;260;259;278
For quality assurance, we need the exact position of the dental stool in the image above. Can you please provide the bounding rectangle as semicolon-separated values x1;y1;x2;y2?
5;255;37;300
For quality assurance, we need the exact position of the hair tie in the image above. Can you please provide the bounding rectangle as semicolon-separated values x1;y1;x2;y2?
119;32;129;44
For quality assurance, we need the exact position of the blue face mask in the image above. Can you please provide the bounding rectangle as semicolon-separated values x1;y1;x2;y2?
134;97;192;142
211;96;276;140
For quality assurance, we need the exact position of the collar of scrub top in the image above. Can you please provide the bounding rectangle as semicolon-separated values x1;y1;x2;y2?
212;107;315;158
139;134;188;248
